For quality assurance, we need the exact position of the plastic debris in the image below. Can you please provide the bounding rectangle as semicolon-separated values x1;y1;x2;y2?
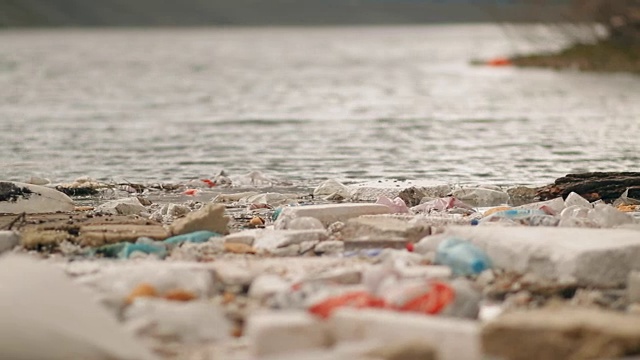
412;197;475;213
309;291;386;319
435;238;492;276
376;196;410;214
163;230;220;246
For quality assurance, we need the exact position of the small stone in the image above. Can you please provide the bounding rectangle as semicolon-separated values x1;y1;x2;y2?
628;271;640;303
224;242;255;254
0;231;19;254
398;187;428;207
287;217;326;230
269;244;301;257
96;198;147;216
314;241;345;255
367;339;437;360
248;274;290;301
166;203;190;217
452;187;509;207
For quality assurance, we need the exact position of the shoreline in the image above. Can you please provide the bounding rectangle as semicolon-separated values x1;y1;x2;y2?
511;39;640;74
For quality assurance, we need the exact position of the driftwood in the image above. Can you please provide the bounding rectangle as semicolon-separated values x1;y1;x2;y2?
536;172;640;202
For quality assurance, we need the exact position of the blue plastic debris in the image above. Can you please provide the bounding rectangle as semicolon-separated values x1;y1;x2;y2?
435;238;492;276
487;209;546;220
272;207;283;221
470;219;479;226
119;241;168;259
344;249;384;257
163;230;220;246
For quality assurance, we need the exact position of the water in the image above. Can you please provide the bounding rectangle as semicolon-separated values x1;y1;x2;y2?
1;25;639;187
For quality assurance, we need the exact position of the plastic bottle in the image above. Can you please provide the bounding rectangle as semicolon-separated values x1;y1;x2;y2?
435;238;492;276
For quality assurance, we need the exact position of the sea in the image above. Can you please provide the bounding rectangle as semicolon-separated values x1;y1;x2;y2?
1;24;639;187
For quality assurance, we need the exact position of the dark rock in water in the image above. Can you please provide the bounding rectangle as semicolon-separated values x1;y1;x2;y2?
397;187;426;207
0;182;33;203
536;172;640;202
55;186;98;196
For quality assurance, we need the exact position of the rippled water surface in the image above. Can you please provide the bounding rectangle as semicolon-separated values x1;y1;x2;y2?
1;25;639;186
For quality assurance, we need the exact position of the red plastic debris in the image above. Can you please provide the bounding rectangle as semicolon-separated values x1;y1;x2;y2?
309;291;386;319
397;281;455;315
486;57;512;67
201;179;216;188
183;189;198;196
406;243;415;252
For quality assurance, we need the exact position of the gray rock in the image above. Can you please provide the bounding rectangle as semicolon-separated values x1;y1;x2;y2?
0;231;19;253
0;181;74;214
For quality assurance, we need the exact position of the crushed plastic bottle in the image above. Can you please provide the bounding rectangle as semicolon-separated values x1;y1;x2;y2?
484;209;547;221
435;238;492;276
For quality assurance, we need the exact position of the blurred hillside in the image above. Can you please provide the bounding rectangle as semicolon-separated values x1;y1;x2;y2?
0;0;575;27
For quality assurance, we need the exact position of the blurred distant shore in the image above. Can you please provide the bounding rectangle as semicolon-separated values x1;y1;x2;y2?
512;40;640;74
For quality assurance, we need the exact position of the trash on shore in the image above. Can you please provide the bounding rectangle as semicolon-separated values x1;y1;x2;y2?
2;172;640;359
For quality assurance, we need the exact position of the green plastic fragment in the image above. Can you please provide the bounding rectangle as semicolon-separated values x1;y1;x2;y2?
163;230;220;246
118;242;168;259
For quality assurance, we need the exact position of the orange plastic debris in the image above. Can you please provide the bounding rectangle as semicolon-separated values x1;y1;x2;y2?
309;291;386;319
617;204;638;212
486;57;512;67
483;206;512;217
126;283;158;304
249;216;265;227
164;289;197;302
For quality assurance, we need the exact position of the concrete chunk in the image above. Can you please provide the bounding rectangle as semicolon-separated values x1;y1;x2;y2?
420;226;640;287
246;311;330;356
482;307;640;360
331;309;481;360
253;229;328;250
341;215;431;243
96;198;147;216
0;255;157;360
170;203;229;235
277;203;391;227
348;180;451;202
